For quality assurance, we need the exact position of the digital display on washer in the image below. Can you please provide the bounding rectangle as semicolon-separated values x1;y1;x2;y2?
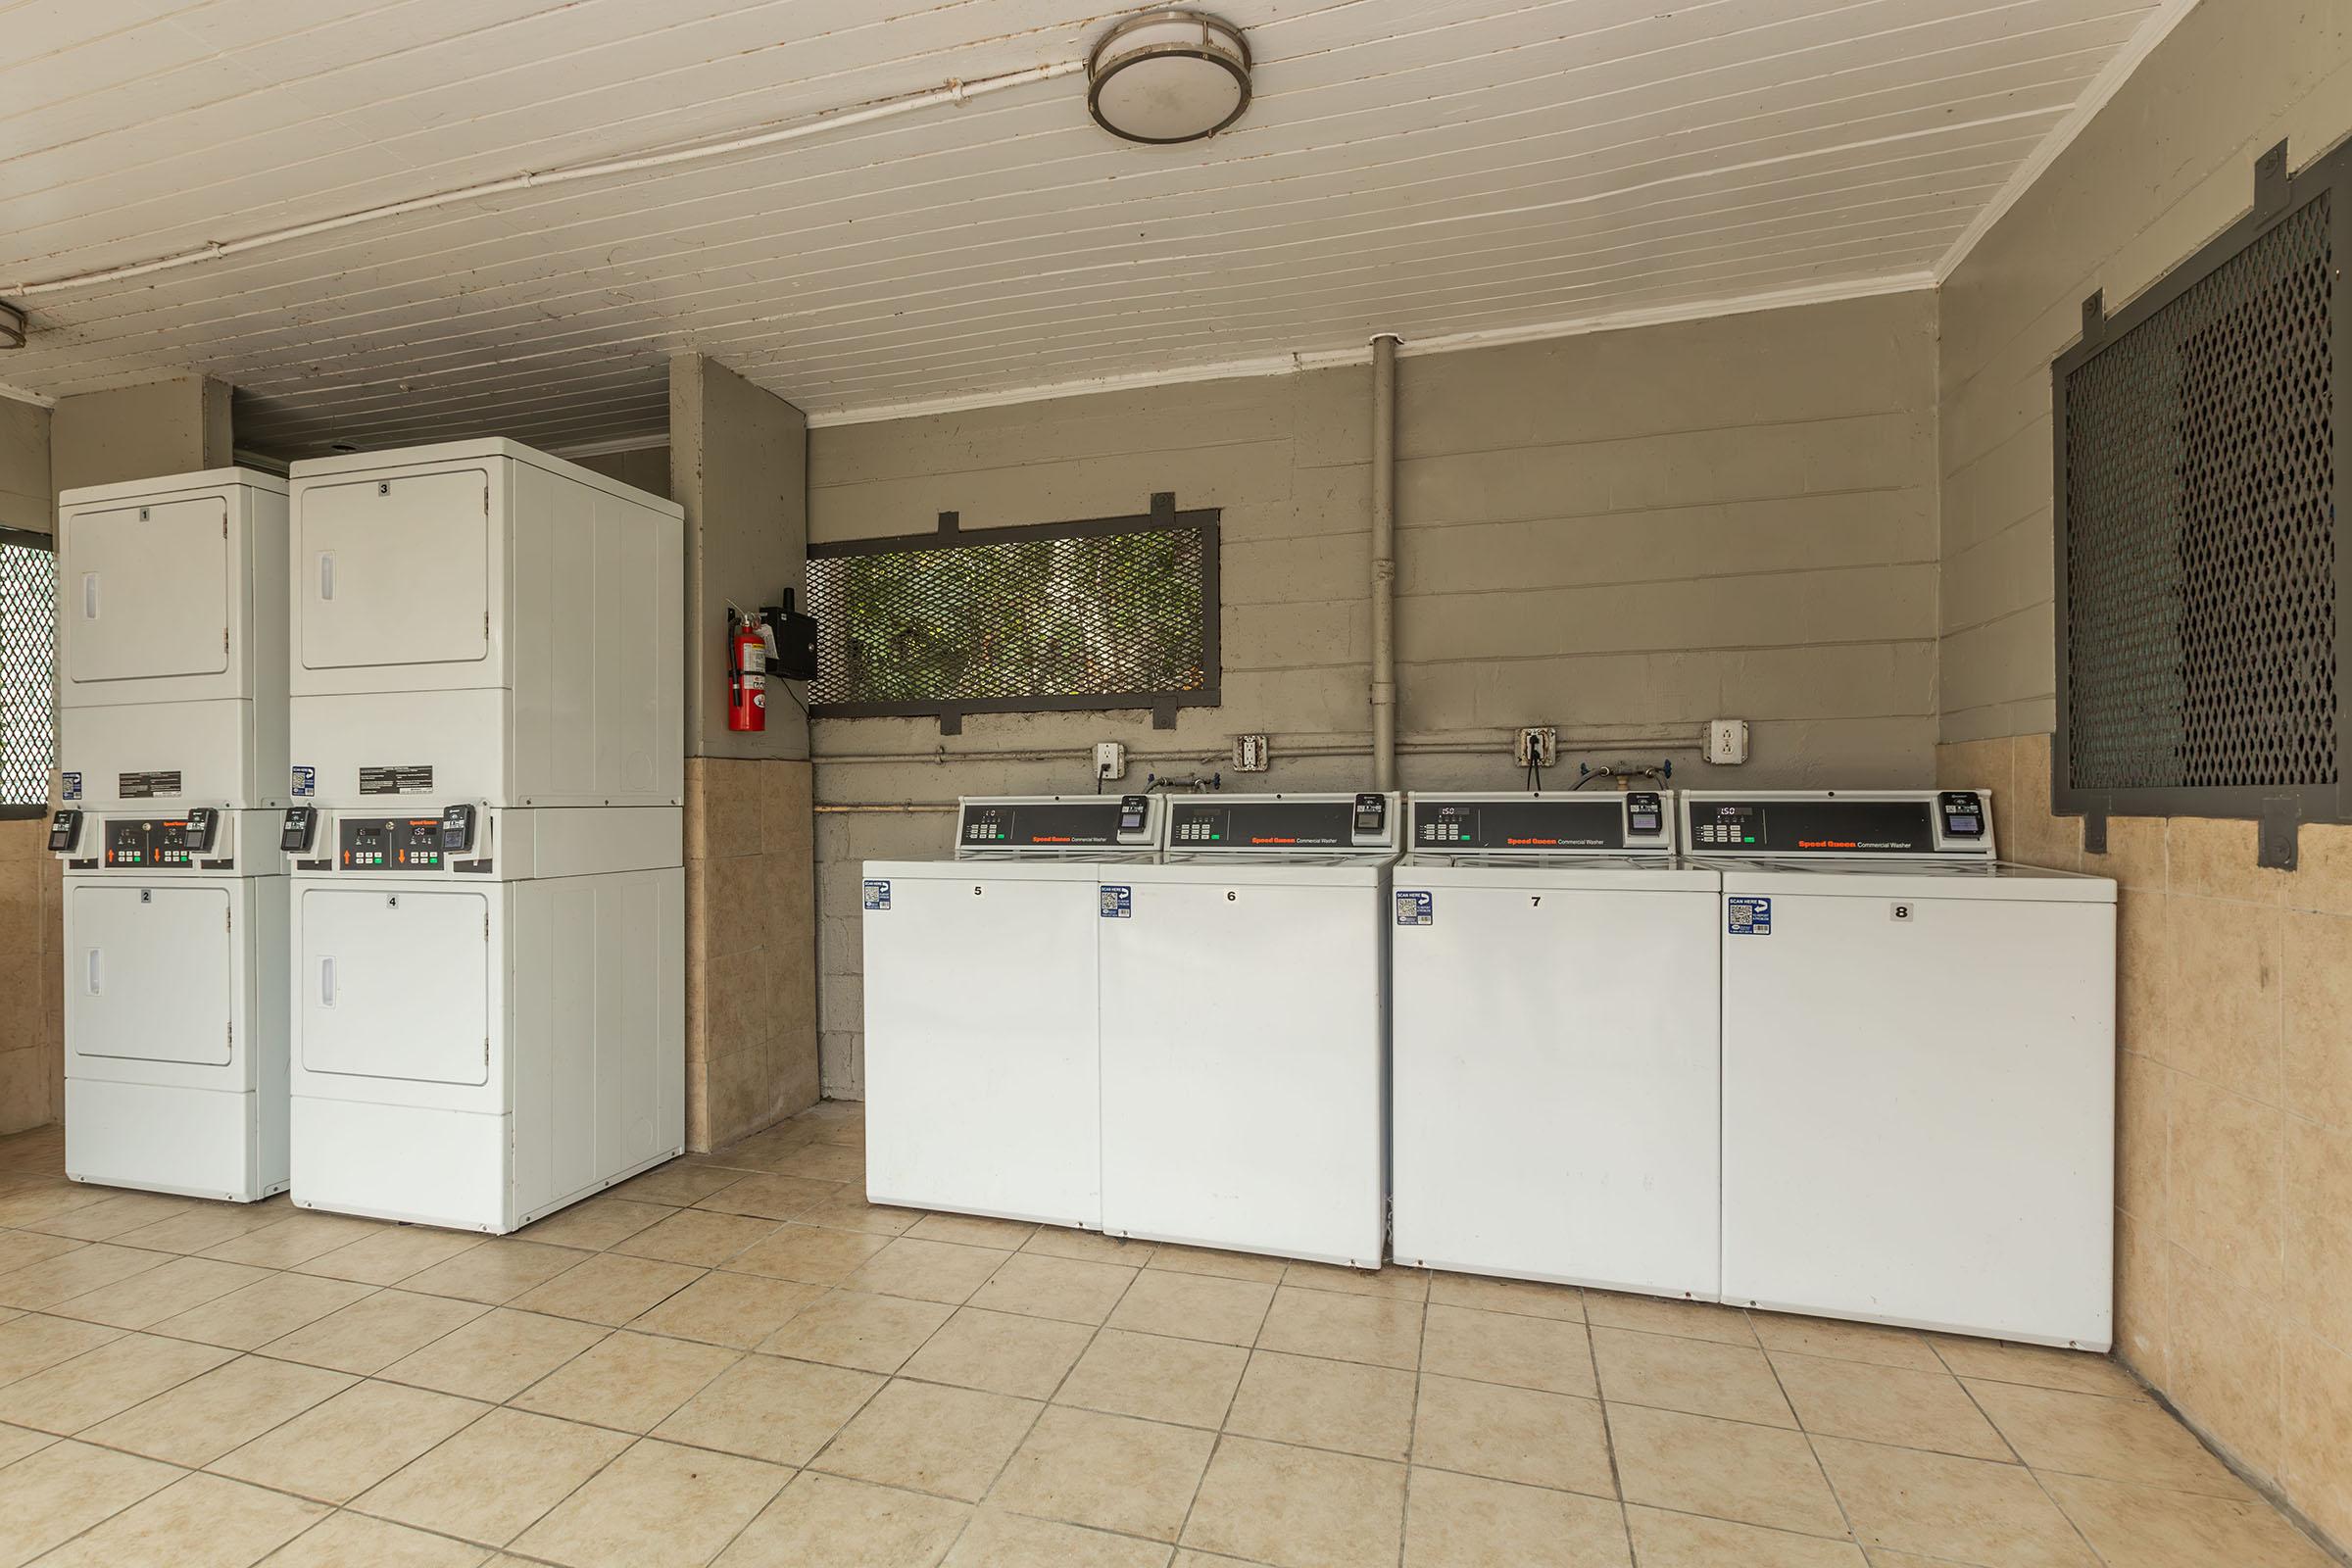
338;816;447;869
1169;800;1356;848
1690;799;1938;854
958;801;1127;847
1412;798;1624;850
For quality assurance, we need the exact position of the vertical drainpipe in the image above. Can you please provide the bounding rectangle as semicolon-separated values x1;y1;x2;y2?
1370;332;1401;792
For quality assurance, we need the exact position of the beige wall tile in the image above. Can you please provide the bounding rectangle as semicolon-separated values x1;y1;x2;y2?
2159;899;2282;1105
2282;1326;2352;1549
2167;1248;2284;1483
2168;818;2290;906
2004;733;2081;871
2116;1050;2170;1228
2083;815;2166;893
2289;824;2352;916
2165;1077;2283;1300
2114;1208;2169;1388
2282;911;2352;1133
2115;893;2172;1064
2283;1118;2352;1350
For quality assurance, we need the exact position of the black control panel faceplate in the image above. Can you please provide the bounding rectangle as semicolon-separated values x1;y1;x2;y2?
102;817;202;868
339;816;449;870
1690;798;1940;854
959;800;1136;848
1169;800;1358;849
1411;795;1661;851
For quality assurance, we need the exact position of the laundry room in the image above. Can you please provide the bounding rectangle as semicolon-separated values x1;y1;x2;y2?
0;3;2349;1565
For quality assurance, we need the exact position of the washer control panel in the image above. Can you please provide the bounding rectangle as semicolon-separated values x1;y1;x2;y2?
1408;791;1672;853
1166;793;1400;854
1682;791;1998;858
956;795;1158;854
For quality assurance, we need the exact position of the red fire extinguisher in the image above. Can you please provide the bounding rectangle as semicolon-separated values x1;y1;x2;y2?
727;612;767;732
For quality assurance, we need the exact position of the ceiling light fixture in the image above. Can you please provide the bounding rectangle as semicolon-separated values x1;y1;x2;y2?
1087;10;1251;145
0;303;24;350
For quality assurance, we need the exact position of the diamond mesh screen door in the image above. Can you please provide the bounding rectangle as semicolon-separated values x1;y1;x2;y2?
0;527;56;817
807;494;1218;733
2054;140;2349;852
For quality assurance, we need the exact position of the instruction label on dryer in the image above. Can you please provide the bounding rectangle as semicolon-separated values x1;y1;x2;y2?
1727;896;1772;935
861;880;891;911
361;764;434;796
1395;891;1434;926
1100;886;1133;918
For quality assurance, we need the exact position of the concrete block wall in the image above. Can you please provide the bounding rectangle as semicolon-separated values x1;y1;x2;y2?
808;289;1942;1096
1936;0;2352;1545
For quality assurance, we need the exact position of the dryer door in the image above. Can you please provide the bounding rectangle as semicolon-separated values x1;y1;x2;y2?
62;496;231;687
67;885;234;1067
300;888;491;1086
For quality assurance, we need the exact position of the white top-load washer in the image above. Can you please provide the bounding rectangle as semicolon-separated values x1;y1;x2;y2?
862;794;1163;1229
50;469;290;1202
1686;789;2117;1349
1390;790;1722;1299
1098;792;1397;1268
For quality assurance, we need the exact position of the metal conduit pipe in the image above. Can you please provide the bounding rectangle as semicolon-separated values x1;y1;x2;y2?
1369;333;1402;792
810;732;1704;769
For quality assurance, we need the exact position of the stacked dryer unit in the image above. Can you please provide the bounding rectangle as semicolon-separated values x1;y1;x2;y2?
49;470;291;1201
282;439;685;1233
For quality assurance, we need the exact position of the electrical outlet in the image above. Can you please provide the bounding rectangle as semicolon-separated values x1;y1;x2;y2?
1514;727;1558;767
1093;742;1128;782
1707;718;1750;765
1233;735;1270;772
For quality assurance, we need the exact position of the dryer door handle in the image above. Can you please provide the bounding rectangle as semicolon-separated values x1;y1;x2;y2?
84;949;101;995
318;956;337;1007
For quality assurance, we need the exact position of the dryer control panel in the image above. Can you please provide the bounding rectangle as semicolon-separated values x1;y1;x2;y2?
67;809;237;870
1408;791;1673;853
955;795;1159;856
1681;790;1998;858
337;815;451;870
1166;793;1400;854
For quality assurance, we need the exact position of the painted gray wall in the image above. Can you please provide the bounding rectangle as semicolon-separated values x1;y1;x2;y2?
671;355;810;760
49;377;229;499
571;444;670;502
809;289;1941;1094
0;399;47;534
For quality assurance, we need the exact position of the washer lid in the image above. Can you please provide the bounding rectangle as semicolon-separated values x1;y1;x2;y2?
1713;859;2115;903
1401;854;1715;891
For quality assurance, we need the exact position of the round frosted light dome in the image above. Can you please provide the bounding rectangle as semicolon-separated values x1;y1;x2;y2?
1088;10;1252;145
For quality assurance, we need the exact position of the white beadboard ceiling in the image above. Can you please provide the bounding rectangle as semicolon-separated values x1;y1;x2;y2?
0;0;2174;456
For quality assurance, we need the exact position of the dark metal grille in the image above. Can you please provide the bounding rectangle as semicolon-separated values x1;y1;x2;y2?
0;529;56;814
807;500;1219;725
2061;190;2336;794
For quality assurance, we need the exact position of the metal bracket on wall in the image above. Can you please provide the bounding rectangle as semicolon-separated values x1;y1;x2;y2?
937;706;962;737
936;511;959;536
2254;138;2291;218
1152;700;1178;731
2081;805;2108;857
2259;796;2300;870
2079;288;2105;348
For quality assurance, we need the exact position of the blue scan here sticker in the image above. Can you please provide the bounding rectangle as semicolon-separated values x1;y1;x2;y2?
291;765;316;799
1101;885;1133;918
1727;896;1772;935
1396;891;1434;926
61;772;80;801
862;879;891;911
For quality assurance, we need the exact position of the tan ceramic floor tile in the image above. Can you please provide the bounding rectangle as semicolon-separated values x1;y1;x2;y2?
258;1509;497;1568
1774;1352;2013;1460
611;1208;780;1267
0;1311;124;1383
52;1253;273;1330
766;1143;863;1183
25;1193;196;1243
757;1288;954;1373
292;1228;485;1287
846;1237;1014;1305
1056;1328;1249;1429
612;1162;747;1207
631;1270;824;1349
967;1251;1137;1325
1927;1337;2143;1397
1107;1270;1274;1348
1252;1285;1422;1371
111;1205;287;1256
510;1436;790;1568
0;1437;181;1563
1020;1227;1157;1267
1225;1349;1415;1461
1752;1312;1944;1371
2041;1471;2338;1568
0;1230;81;1276
794;1191;926;1238
80;1352;354;1465
1280;1260;1427;1300
1963;1377;2249;1497
514;1196;673;1251
0;1420;53;1465
510;1328;740;1433
987;1403;1215;1542
1625;1505;1868;1567
355;1406;633;1545
710;1471;970;1568
0;1182;110;1228
1181;1435;1406;1568
377;1307;609;1402
0;1329;233;1433
150;1272;376;1351
201;1212;387;1270
943;1507;1176;1568
1609;1402;1848;1539
1403;1466;1631;1568
813;1377;1041;1501
209;1379;489;1503
901;1305;1093;1398
1813;1435;2097;1567
1421;1302;1594;1396
1592;1325;1793;1426
0;1242;170;1309
1584;1290;1757;1346
1145;1245;1289;1284
727;1222;894;1285
653;1353;883;1465
259;1288;488;1375
1425;1271;1585;1322
906;1212;1040;1249
34;1471;327;1567
693;1172;843;1221
1411;1371;1614;1495
396;1239;592;1305
511;1252;704;1326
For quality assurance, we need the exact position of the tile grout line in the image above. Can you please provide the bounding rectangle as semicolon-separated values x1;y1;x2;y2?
1754;1309;1869;1555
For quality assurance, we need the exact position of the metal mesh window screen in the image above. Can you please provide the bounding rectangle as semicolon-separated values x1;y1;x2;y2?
0;530;57;814
807;503;1218;722
2058;179;2339;808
